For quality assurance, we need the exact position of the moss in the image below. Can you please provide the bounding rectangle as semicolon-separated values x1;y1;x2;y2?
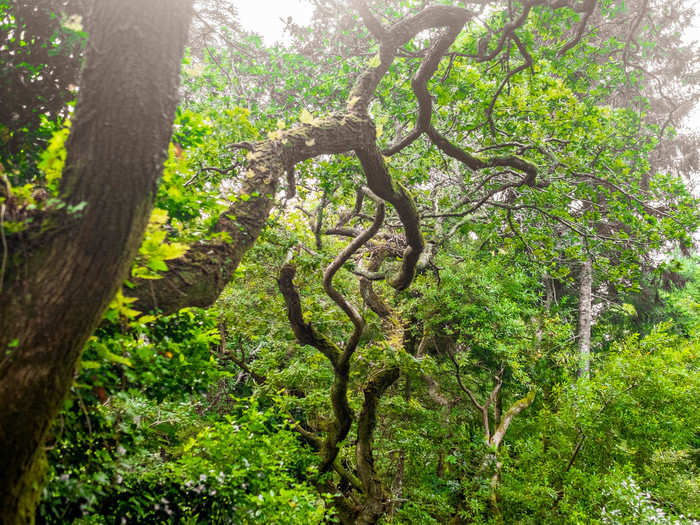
1;448;48;525
396;182;420;216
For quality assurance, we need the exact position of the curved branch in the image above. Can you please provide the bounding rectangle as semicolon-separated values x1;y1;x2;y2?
358;248;393;319
347;5;472;116
325;200;385;357
427;126;538;185
278;263;342;368
278;262;353;473
557;0;597;57
133;3;477;313
473;2;534;63
355;147;424;290
279;198;385;475
352;1;389;41
381;5;469;155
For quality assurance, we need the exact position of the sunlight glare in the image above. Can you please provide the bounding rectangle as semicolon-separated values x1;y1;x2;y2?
235;0;314;44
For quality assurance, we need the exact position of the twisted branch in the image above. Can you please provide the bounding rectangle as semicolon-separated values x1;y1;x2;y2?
279;198;385;473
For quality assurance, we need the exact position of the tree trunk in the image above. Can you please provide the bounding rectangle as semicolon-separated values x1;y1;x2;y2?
0;2;191;523
355;367;400;525
577;258;593;378
485;390;536;518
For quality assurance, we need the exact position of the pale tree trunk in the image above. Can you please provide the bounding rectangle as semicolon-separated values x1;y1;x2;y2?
484;390;536;518
453;356;536;521
0;2;192;523
577;258;593;378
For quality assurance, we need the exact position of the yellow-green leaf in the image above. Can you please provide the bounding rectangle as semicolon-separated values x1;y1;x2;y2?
299;108;314;124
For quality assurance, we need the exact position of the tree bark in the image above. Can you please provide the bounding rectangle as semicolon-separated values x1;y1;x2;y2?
355;367;400;525
577;258;593;378
0;2;191;523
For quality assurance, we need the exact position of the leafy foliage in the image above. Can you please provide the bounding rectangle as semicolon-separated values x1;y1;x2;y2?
5;0;700;524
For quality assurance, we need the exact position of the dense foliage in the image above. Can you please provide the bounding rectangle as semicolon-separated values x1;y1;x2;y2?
2;0;699;524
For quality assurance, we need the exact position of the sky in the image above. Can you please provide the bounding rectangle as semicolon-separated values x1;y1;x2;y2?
236;0;314;44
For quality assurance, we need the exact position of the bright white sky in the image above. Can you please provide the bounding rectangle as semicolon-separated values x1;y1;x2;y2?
236;0;314;44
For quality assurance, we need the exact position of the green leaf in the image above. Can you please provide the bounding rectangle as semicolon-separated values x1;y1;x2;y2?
299;108;314;124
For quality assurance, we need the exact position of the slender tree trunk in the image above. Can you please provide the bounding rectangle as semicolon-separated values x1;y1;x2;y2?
483;390;536;517
577;258;593;378
389;449;405;519
0;2;191;523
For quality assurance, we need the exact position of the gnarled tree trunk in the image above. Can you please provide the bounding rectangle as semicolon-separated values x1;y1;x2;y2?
0;2;192;523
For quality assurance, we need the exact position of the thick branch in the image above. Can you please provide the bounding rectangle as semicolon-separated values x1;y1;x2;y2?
132;113;371;313
278;264;342;368
347;4;472;115
382;5;469;155
133;4;479;313
355;147;424;289
278;263;352;472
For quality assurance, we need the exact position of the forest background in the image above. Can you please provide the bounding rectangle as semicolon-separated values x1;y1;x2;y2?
0;0;699;524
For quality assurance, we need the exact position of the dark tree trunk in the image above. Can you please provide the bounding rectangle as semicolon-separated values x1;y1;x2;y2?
0;2;192;523
355;367;400;525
